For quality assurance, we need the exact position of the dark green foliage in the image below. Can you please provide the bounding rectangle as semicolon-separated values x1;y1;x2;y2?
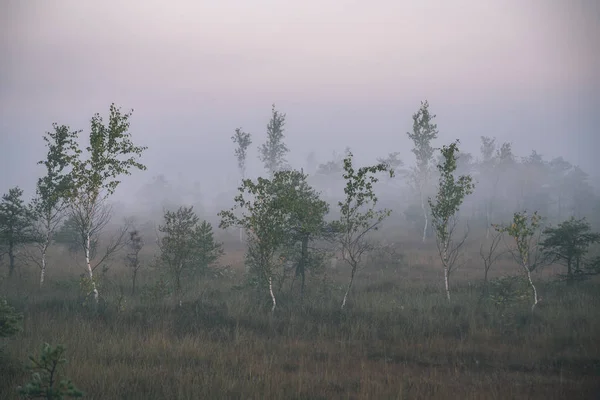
34;124;80;214
407;101;438;174
541;217;600;283
125;229;144;295
72;104;147;198
220;169;329;309
259;104;289;176
331;151;392;308
429;141;475;230
232;128;252;178
0;297;22;338
429;140;475;301
158;206;223;295
29;124;81;286
0;187;36;276
270;170;330;299
65;104;147;305
18;343;83;399
494;211;547;312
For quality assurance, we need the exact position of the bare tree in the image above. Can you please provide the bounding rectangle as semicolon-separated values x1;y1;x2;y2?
479;229;504;294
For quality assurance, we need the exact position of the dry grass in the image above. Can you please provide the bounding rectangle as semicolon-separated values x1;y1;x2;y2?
1;242;599;399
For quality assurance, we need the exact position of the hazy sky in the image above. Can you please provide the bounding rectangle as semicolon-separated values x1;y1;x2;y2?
1;0;598;201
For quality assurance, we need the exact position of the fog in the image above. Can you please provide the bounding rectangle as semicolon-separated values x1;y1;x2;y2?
1;0;599;221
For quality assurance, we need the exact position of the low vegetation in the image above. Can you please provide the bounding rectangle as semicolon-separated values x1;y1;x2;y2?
1;102;599;399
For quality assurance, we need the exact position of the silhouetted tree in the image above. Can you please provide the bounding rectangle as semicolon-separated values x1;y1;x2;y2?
407;100;438;242
0;187;35;277
259;104;289;177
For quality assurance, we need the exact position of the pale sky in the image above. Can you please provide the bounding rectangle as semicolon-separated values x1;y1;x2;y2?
1;0;598;201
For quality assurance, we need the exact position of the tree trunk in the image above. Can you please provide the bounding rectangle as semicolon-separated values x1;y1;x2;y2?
567;259;573;286
485;207;491;239
85;232;99;304
524;265;539;313
341;265;357;309
444;266;451;301
131;271;137;295
268;276;277;313
40;242;48;287
443;239;451;301
8;242;15;277
421;196;428;243
295;236;309;302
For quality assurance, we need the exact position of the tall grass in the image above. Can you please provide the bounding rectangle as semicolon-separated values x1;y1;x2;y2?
1;248;599;399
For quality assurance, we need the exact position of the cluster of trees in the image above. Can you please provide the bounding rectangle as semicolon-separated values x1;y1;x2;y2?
0;104;224;308
1;100;599;315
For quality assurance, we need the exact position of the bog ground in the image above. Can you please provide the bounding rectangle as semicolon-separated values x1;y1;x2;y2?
1;240;599;400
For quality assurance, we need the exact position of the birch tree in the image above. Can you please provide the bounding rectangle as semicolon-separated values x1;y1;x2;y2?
332;152;392;309
28;124;79;286
232;127;252;179
428;140;474;301
67;104;147;304
219;175;289;312
232;127;252;243
493;211;548;313
407;101;438;242
259;104;289;177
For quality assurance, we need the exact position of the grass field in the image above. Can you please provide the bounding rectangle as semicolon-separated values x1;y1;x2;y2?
1;239;599;399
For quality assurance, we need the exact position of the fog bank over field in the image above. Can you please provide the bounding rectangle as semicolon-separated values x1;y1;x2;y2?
1;0;598;210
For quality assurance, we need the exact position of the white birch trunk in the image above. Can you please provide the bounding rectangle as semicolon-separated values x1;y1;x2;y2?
268;276;276;313
341;266;356;310
40;243;47;287
443;239;450;301
421;195;428;243
85;232;99;303
524;266;539;313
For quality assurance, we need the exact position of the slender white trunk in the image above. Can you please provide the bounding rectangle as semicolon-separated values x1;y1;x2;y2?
40;243;47;287
444;267;450;301
85;232;99;303
239;227;244;244
443;240;450;301
524;266;539;313
485;208;491;239
268;276;276;313
341;266;356;310
421;196;428;242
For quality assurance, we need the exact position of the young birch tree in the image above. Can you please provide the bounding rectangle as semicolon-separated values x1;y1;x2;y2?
232;127;252;243
219;175;289;312
428;141;474;301
333;151;393;309
407;101;438;242
232;127;252;179
67;104;147;304
259;104;289;177
28;124;80;286
494;211;548;312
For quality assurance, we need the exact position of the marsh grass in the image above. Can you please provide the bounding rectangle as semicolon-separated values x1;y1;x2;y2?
1;247;599;399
